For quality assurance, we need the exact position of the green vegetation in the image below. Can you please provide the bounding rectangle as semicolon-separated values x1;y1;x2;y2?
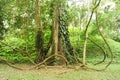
0;64;120;80
0;0;120;80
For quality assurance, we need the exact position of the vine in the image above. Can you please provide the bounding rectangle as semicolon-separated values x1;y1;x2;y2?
82;0;113;71
58;3;77;63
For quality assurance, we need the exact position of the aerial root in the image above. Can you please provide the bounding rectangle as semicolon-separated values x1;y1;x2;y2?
81;0;113;71
88;37;107;65
95;11;114;71
0;54;68;70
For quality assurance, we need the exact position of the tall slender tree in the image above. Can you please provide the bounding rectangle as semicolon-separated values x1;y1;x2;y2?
35;0;45;63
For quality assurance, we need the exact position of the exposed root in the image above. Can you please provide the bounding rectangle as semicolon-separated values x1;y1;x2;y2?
0;54;68;70
0;56;24;70
81;65;106;71
29;54;69;70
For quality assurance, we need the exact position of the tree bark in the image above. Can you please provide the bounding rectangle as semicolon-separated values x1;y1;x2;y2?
51;3;59;65
35;0;44;63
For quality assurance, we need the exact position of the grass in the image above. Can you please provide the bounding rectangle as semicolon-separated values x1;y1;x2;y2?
0;63;120;80
0;27;120;80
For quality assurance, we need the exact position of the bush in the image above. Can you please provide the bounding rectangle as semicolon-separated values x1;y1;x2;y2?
0;37;26;62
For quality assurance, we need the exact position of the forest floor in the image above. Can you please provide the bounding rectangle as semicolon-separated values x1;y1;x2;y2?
0;63;120;80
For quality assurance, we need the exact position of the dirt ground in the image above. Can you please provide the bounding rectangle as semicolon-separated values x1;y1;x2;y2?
0;63;120;80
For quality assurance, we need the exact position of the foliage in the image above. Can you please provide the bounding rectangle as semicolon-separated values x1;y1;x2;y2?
0;0;120;65
107;39;120;61
0;0;6;39
0;36;26;62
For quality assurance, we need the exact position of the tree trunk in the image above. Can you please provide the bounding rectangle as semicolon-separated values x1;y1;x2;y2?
51;3;59;65
82;33;88;65
58;35;66;65
34;0;44;63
